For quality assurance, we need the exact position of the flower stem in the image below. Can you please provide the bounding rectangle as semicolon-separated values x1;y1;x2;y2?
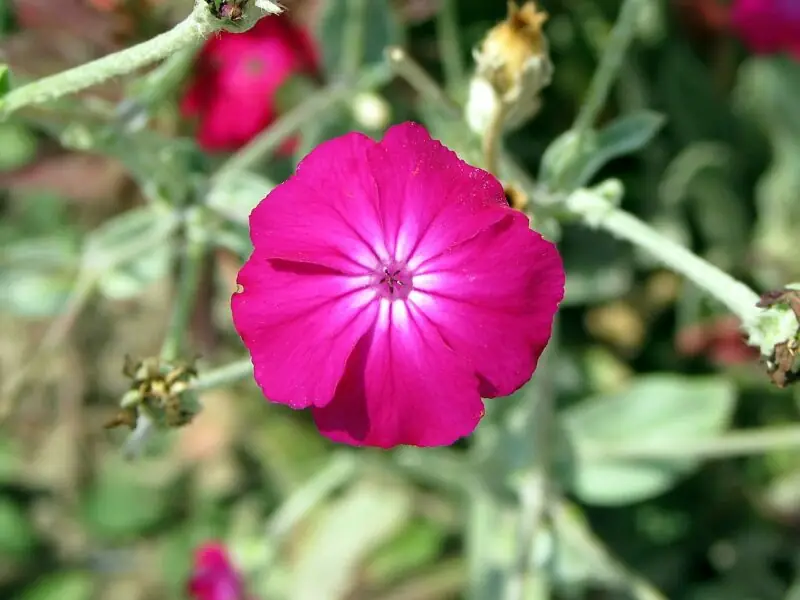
482;100;507;176
505;323;558;600
566;189;761;322
583;425;800;461
160;211;207;362
572;0;643;135
436;0;466;94
0;1;217;117
191;357;254;391
215;62;393;180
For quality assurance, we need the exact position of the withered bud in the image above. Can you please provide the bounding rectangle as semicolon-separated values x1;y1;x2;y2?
748;285;800;387
467;1;553;135
107;356;201;439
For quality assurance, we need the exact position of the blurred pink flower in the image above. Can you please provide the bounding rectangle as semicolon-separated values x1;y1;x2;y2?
181;15;318;152
731;0;800;58
675;315;758;366
231;122;564;448
187;543;248;600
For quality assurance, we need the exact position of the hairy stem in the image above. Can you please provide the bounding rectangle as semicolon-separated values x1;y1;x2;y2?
572;0;643;134
1;1;221;117
583;425;800;460
160;211;207;362
192;357;254;391
565;189;761;322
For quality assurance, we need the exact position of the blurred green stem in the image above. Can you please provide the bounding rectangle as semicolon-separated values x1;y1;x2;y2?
341;0;368;78
436;0;465;94
506;323;559;600
215;62;392;180
482;101;506;176
192;357;254;391
565;189;761;322
584;425;800;460
0;1;223;117
258;453;358;577
160;210;207;362
572;0;643;135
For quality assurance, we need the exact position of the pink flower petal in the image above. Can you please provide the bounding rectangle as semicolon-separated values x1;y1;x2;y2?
313;302;485;447
181;15;318;152
412;212;564;397
188;543;246;600
366;122;509;264
232;258;378;409
248;132;386;273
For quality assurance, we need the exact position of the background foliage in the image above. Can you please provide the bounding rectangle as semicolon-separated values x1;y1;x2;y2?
1;0;800;599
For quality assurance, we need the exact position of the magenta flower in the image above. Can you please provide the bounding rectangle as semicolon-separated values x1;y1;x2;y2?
187;543;248;600
180;15;318;152
231;122;564;448
732;0;800;58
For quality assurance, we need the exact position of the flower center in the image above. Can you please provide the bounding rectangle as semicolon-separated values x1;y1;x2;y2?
374;262;413;300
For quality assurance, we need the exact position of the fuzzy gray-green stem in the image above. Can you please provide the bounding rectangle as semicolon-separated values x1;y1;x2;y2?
0;0;278;117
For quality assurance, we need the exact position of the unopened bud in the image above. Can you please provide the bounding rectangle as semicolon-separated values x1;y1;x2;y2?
466;1;553;135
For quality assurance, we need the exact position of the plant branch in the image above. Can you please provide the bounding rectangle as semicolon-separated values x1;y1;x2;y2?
583;425;800;461
565;187;761;322
160;211;207;362
0;1;220;117
191;357;254;391
572;0;643;134
436;0;466;93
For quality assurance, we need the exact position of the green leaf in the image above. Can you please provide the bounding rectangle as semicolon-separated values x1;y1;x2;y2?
560;375;736;506
0;238;80;317
289;479;412;600
0;436;20;483
533;499;663;595
0;496;36;559
82;207;175;299
539;110;665;191
0;64;11;97
0;121;38;171
15;572;94;600
207;171;275;226
81;455;176;540
316;0;401;77
365;520;446;586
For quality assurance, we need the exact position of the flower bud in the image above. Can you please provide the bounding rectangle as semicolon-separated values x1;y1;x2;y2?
466;1;553;136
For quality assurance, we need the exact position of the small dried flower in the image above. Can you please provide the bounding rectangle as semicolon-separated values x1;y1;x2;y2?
106;356;200;432
466;1;553;135
750;286;800;386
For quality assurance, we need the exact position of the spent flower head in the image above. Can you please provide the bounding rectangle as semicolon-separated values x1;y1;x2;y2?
750;285;800;387
467;1;553;135
106;356;200;458
232;122;565;448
